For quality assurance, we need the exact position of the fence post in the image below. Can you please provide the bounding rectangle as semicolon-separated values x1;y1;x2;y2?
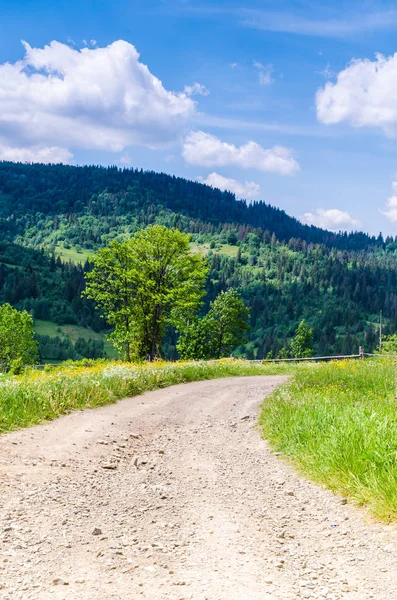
394;359;397;401
359;346;364;359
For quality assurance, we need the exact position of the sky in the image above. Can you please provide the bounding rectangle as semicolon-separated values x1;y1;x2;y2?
2;1;397;235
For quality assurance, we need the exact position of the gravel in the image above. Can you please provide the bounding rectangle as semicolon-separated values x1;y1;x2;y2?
1;375;397;599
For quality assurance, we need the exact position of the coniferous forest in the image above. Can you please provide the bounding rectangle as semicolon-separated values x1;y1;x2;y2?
0;160;395;360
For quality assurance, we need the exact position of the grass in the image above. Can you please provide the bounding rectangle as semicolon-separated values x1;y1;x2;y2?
0;359;294;434
55;241;239;264
34;319;119;359
190;242;239;258
54;243;93;265
260;358;397;521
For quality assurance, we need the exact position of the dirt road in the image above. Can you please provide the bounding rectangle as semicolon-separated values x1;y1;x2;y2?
1;376;397;600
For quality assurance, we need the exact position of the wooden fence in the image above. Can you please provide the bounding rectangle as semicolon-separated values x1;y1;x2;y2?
246;347;376;363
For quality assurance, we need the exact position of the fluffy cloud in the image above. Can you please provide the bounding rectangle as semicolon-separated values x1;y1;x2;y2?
381;181;397;222
302;208;361;231
198;172;261;200
316;53;397;135
182;131;299;175
382;196;397;222
0;40;197;161
0;140;73;163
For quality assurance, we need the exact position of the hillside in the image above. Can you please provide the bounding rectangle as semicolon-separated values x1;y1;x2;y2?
0;161;381;251
0;161;396;360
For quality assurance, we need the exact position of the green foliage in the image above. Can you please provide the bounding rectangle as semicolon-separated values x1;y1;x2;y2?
290;319;313;358
177;289;249;359
1;162;397;360
277;347;290;359
36;334;105;361
0;359;295;433
0;304;38;370
85;226;208;361
260;358;397;521
176;318;214;360
209;289;250;358
379;334;397;354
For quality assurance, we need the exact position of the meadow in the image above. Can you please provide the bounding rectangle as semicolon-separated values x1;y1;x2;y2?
34;319;119;359
260;358;397;521
0;358;293;434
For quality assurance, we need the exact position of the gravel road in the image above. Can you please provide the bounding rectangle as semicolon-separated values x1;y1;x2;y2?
1;376;397;600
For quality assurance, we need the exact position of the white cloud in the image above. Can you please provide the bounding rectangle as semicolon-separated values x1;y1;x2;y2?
380;181;397;222
0;140;73;163
316;53;397;136
0;40;196;160
382;196;397;222
230;62;238;69
182;131;299;175
243;9;397;38
301;208;361;231
118;153;134;167
184;82;210;96
253;61;274;86
198;172;261;200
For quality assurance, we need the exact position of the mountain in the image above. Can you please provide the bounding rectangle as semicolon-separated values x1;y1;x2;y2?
0;161;382;250
0;160;395;360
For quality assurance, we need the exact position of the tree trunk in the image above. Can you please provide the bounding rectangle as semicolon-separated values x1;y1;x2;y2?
217;330;223;359
125;341;131;362
149;307;162;361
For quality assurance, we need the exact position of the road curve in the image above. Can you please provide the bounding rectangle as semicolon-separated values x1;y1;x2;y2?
1;376;397;600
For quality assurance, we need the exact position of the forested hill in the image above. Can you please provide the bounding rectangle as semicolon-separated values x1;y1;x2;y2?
0;161;381;251
0;160;396;361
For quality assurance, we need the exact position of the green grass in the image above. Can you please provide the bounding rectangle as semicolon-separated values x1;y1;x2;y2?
260;358;397;521
217;244;239;258
34;319;119;359
0;359;293;434
190;242;239;258
34;319;61;337
54;243;93;264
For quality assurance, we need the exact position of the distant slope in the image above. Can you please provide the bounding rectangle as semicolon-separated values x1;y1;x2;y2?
0;161;380;250
34;319;118;359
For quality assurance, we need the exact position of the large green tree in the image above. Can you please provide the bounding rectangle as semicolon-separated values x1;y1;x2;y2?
0;304;39;371
85;225;208;361
177;289;250;359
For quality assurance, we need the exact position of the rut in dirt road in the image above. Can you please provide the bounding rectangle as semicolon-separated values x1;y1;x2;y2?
1;376;397;600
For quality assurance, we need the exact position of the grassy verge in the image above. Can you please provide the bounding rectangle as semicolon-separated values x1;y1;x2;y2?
0;359;293;434
260;358;397;521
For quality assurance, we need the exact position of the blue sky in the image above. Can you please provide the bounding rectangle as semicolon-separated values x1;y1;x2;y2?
2;1;397;234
